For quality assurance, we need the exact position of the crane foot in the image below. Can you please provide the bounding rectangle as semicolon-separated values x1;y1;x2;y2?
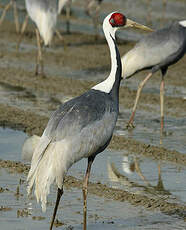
126;122;135;129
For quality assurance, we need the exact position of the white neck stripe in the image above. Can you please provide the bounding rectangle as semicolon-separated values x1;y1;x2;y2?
92;31;118;93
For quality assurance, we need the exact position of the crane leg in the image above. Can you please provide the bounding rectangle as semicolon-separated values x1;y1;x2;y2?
0;0;13;26
127;72;153;129
55;29;67;50
13;0;19;33
82;156;95;230
49;187;63;230
35;28;45;77
160;76;164;137
16;14;29;51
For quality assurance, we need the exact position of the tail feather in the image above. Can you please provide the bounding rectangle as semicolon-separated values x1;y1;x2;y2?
27;141;56;212
32;9;57;46
27;138;68;212
27;135;51;196
38;11;57;45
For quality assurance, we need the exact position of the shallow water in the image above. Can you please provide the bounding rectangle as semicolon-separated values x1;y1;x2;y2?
1;128;186;203
1;128;186;229
116;110;186;154
0;81;67;117
1;169;186;230
0;127;27;161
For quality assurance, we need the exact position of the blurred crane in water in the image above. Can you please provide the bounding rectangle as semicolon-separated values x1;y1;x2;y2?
121;20;186;136
17;0;65;76
0;0;20;33
26;12;151;230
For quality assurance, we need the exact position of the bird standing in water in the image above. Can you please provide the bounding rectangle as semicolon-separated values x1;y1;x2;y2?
17;0;59;76
122;20;186;135
27;12;151;230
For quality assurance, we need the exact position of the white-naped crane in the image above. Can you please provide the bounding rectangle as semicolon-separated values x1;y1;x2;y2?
122;20;186;134
0;0;20;33
26;12;151;230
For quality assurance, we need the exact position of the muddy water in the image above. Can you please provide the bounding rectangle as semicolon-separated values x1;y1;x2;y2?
1;170;186;230
1;128;186;229
116;110;186;154
0;127;26;161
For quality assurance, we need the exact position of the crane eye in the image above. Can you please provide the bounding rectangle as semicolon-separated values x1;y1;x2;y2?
110;18;115;25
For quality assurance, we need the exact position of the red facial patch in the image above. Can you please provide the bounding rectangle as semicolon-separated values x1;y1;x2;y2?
109;13;126;27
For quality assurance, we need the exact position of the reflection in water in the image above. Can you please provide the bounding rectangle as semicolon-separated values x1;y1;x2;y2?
117;113;186;155
108;155;171;197
122;156;135;174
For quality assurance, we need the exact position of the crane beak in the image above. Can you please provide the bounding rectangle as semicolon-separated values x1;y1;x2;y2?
126;19;154;32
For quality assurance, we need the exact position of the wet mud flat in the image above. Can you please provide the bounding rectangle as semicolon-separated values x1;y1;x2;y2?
0;1;186;229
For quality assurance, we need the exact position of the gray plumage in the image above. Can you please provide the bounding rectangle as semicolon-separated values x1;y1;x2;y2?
25;12;152;230
122;21;186;78
27;12;123;212
45;90;118;141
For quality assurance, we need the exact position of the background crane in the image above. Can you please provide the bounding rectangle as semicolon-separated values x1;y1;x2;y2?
121;20;186;136
18;0;59;76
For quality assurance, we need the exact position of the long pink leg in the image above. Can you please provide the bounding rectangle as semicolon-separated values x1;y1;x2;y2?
127;72;153;128
83;156;95;230
160;76;165;136
35;28;45;76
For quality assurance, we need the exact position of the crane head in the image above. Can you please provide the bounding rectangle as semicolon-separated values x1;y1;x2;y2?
108;12;153;32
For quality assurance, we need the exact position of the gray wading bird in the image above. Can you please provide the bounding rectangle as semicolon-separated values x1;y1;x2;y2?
18;0;64;76
122;20;186;134
27;12;151;230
